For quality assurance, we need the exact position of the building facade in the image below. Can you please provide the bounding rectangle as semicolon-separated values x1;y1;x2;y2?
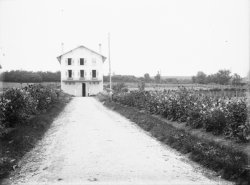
57;45;106;97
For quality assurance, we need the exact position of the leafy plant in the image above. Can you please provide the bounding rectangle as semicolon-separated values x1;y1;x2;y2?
0;84;59;129
112;87;249;142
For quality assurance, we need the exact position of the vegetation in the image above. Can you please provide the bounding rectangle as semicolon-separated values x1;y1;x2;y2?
154;71;161;83
0;70;60;83
112;87;249;142
104;69;245;86
0;88;71;181
0;84;60;134
192;70;244;86
98;93;249;183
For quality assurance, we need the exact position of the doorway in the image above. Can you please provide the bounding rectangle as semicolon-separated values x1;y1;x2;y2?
82;83;86;97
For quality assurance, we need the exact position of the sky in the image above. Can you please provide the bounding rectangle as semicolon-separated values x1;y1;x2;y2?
0;0;249;77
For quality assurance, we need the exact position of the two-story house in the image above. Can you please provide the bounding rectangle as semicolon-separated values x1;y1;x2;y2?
57;45;106;97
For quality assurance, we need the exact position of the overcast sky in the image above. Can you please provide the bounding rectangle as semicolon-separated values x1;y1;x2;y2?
0;0;249;77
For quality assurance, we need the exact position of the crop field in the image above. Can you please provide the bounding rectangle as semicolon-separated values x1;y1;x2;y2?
0;84;60;133
105;82;246;90
112;87;249;142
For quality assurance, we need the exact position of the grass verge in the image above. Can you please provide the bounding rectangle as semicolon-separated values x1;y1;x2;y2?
97;94;249;185
0;92;72;183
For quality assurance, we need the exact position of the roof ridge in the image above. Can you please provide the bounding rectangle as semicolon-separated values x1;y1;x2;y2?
56;45;106;62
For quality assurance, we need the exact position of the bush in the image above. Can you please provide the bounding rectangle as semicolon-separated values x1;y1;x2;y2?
26;84;57;111
1;88;37;127
0;84;59;129
112;87;249;142
112;83;128;93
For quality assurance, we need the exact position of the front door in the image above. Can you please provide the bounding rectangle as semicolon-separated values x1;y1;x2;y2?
82;83;86;97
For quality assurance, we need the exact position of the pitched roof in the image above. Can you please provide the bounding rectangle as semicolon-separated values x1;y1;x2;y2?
56;45;107;62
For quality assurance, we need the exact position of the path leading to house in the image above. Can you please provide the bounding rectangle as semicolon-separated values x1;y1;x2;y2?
3;97;232;185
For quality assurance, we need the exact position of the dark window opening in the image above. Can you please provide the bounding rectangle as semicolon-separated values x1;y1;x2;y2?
68;70;72;78
80;58;84;65
92;70;96;78
68;58;72;65
80;70;84;78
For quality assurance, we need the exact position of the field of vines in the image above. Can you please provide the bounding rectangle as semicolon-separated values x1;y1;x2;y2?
112;87;250;142
0;84;60;136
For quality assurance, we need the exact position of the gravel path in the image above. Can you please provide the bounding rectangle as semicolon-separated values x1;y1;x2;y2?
3;97;233;185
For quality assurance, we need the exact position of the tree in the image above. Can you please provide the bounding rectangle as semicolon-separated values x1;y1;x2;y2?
112;82;128;93
138;80;145;91
154;71;161;84
193;71;207;84
215;70;231;85
231;73;242;86
206;74;217;84
2;70;60;83
144;73;151;83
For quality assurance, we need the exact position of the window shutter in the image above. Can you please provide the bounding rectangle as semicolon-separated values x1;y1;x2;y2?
65;71;68;77
85;59;87;65
78;59;80;65
78;71;80;77
84;70;87;77
72;59;74;65
90;71;92;77
72;71;74;77
97;71;99;77
65;58;68;65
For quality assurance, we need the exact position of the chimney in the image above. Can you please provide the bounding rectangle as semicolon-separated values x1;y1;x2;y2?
61;42;64;55
99;43;102;54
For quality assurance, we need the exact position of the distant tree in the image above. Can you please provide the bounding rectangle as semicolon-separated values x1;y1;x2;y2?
154;71;161;84
144;73;151;83
138;81;145;91
205;74;218;84
112;82;128;93
193;71;207;84
165;78;179;84
215;70;231;85
2;70;60;83
231;73;242;86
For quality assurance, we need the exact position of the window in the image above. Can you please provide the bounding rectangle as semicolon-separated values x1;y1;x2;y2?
68;58;72;65
68;70;72;78
92;70;96;78
80;58;84;65
80;70;84;78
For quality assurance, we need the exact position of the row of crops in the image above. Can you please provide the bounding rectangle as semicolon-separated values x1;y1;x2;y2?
112;87;249;142
0;84;59;135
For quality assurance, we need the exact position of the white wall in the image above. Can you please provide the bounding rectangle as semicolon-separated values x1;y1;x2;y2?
59;46;105;96
60;47;103;81
62;82;103;97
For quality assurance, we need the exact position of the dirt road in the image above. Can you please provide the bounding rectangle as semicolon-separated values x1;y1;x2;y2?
3;97;233;185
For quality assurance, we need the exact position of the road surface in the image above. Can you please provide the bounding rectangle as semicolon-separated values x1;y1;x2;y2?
4;97;232;185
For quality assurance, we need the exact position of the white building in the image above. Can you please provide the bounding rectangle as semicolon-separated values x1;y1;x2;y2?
57;45;106;97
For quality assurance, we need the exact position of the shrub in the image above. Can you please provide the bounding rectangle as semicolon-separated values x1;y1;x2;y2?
0;84;59;129
1;88;37;127
112;87;249;142
112;83;128;93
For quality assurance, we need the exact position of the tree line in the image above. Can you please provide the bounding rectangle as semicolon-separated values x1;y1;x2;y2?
191;70;243;85
104;73;192;84
0;70;60;83
0;69;245;85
